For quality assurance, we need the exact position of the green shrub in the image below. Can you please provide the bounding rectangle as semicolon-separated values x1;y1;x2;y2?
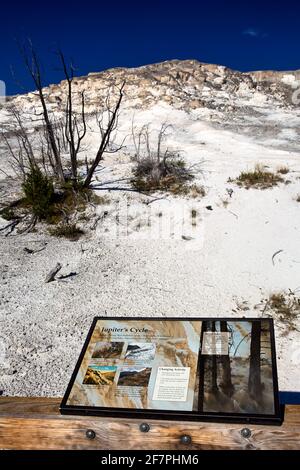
0;207;16;220
22;167;54;219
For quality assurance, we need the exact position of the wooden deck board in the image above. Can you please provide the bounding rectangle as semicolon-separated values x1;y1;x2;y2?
0;397;299;450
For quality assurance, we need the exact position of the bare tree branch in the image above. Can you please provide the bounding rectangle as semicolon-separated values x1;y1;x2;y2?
19;40;64;182
83;81;125;187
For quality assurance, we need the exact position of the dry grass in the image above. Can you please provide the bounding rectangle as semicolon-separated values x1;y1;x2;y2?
277;165;289;175
188;184;206;198
229;164;284;189
91;193;110;205
133;174;185;193
132;175;206;197
131;153;198;195
0;198;34;223
49;223;84;240
169;182;205;197
46;187;109;225
264;292;300;335
131;148;206;198
1;182;110;232
166;182;206;197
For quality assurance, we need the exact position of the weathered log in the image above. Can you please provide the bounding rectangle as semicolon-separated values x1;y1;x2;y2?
45;263;62;283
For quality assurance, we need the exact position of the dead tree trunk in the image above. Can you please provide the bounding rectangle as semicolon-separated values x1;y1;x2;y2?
210;321;218;394
219;321;234;397
39;91;64;182
58;51;86;186
248;321;262;399
20;41;65;182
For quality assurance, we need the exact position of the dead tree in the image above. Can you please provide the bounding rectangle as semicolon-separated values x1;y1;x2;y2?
9;106;36;168
131;121;199;189
0;130;26;179
1;105;58;180
248;321;263;399
1;105;37;180
51;115;69;157
20;40;65;182
83;81;125;187
131;121;172;163
219;321;234;397
210;321;218;394
58;51;86;185
131;120;151;162
131;121;173;183
12;42;125;190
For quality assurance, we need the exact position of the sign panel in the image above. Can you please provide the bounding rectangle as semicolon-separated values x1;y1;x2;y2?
61;317;282;425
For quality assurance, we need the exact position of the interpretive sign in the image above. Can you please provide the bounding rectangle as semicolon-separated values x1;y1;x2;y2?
60;317;282;424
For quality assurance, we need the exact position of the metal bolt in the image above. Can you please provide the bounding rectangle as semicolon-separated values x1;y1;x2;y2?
241;427;251;439
139;422;150;433
180;434;192;445
86;429;96;440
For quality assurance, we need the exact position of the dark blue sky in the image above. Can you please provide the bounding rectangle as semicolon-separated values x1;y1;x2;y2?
1;0;300;95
